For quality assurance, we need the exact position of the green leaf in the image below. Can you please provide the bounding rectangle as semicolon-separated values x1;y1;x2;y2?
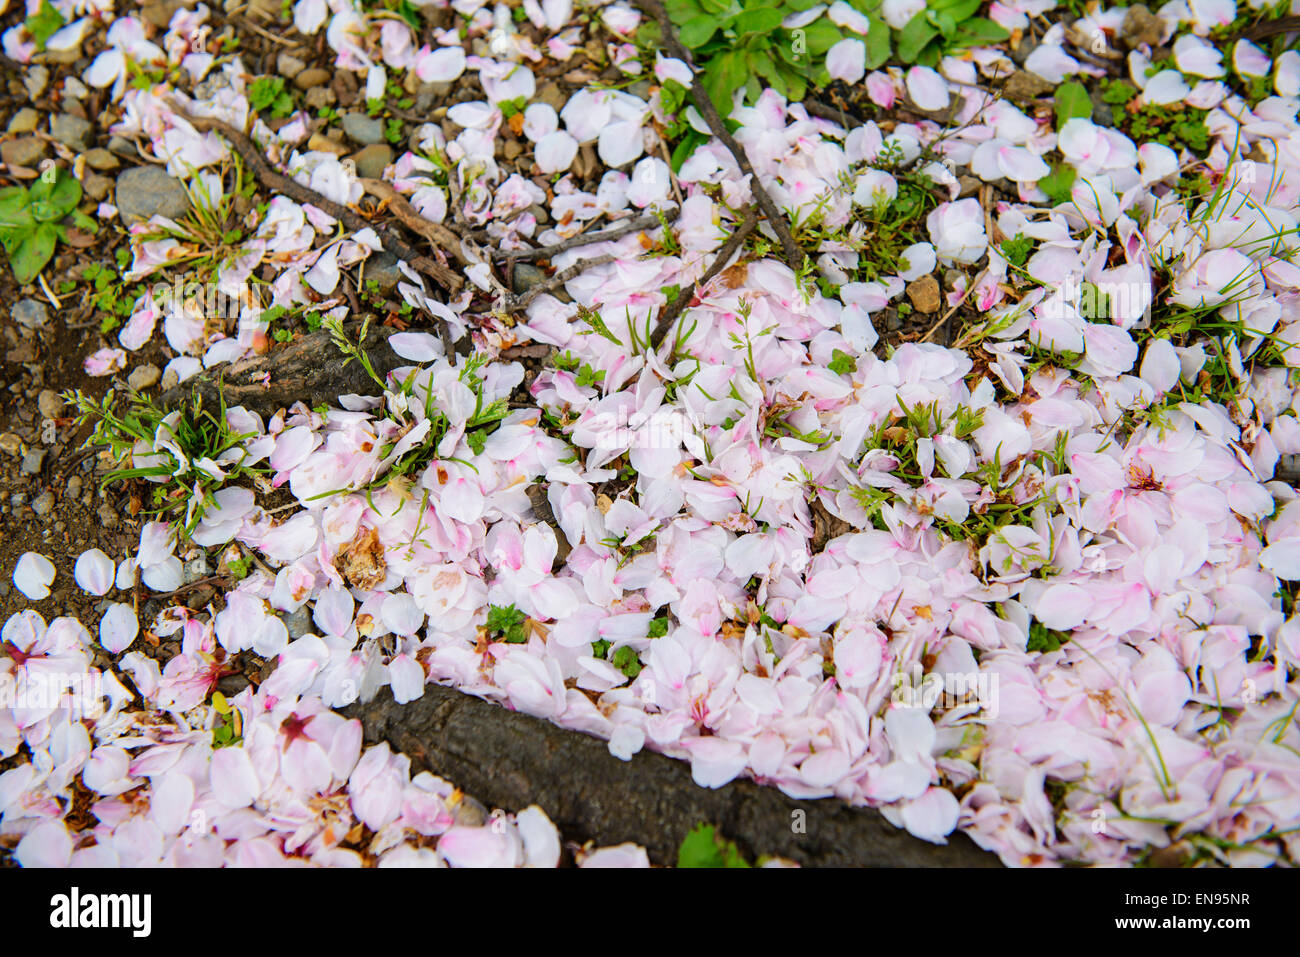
896;13;939;63
829;349;858;375
677;823;751;868
28;169;81;221
1039;163;1077;205
11;222;59;285
801;17;842;54
952;16;1011;46
865;15;892;69
24;0;65;51
734;6;785;35
680;14;721;48
704;50;748;116
1053;81;1092;131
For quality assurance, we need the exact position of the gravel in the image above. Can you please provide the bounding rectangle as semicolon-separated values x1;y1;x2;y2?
49;113;93;151
115;166;191;224
127;364;162;391
341;112;386;145
13;299;50;331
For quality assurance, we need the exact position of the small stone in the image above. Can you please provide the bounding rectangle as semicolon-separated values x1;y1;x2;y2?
140;0;183;27
14;299;50;330
0;433;21;456
84;147;120;171
906;275;942;314
1003;70;1055;104
49;113;93;151
21;448;46;476
281;606;313;639
62;77;89;100
83;171;112;201
341;112;386;145
528;203;549;225
363;250;403;293
127;364;161;391
957;175;982;199
352;143;393;180
276;53;307;79
115;166;191;224
37;389;63;419
160;367;180;391
97;503;119;529
511;263;547;295
6;107;40;134
0;137;47;168
23;65;49;100
184;557;211;583
67;476;82;499
31;491;55;517
304;87;337;111
306;132;349;156
107;135;136;158
503;138;523;161
537;82;566;112
294;67;332;90
1119;5;1165;49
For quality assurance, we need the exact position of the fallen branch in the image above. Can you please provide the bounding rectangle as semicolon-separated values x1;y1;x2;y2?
344;684;999;867
168;102;463;295
635;0;807;271
500;208;679;263
649;207;759;349
802;97;863;130
502;253;617;312
157;321;407;418
359;178;470;267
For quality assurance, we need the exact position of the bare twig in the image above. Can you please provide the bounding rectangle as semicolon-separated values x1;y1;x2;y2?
359;178;470;267
649;207;760;349
635;0;807;271
167;101;463;297
502;254;617;312
803;98;862;130
499;208;679;263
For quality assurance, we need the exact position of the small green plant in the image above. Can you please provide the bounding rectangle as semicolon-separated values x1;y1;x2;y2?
1052;81;1092;130
1027;620;1069;654
0;168;95;285
1097;78;1210;153
999;233;1034;268
24;0;65;50
677;823;752;868
248;76;295;118
210;692;244;748
486;604;528;643
67;386;265;541
828;349;858;376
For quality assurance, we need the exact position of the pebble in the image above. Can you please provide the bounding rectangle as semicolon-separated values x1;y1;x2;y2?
184;557;211;584
127;363;162;391
84;147;120;171
50;113;93;151
62;77;89;100
341;112;385;145
23;65;49;100
21;448;46;476
107;135;136;157
31;491;55;517
294;67;332;90
115;166;191;224
13;298;50;330
906;275;942;314
160;367;180;391
67;476;82;499
306;132;349;156
363;251;403;292
0;433;21;456
37;389;63;420
304;87;336;111
0;137;47;168
97;503;119;528
277;53;307;79
1119;5;1165;49
83;171;112;201
6;108;40;134
511;264;547;295
352;143;393;180
281;606;313;640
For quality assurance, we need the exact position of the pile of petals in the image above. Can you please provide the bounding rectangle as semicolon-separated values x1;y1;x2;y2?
4;0;1300;868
